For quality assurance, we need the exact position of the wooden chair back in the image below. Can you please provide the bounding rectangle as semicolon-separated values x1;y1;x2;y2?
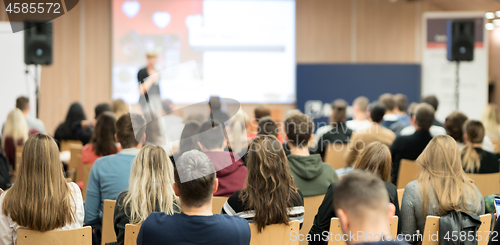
396;159;420;189
397;189;405;209
17;226;92;245
466;173;500;197
328;216;398;245
82;164;92;200
102;199;117;245
300;195;325;245
124;224;141;245
491;139;500;153
14;145;23;178
324;144;349;170
422;214;491;245
69;144;83;182
212;196;229;214
249;220;300;245
60;140;82;152
478;214;493;245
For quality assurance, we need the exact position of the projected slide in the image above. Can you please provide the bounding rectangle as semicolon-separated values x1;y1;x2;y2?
112;0;296;104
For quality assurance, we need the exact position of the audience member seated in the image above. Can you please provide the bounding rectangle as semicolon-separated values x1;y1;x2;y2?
462;120;500;174
160;99;184;152
72;103;113;145
400;135;485;244
198;120;247;197
346;96;371;131
256;116;284;143
226;110;249;158
112;99;129;119
346;102;396;167
0;152;11;190
84;113;146;239
390;103;434;184
316;99;353;159
208;96;229;124
308;142;400;245
137;150;251;245
111;145;179;245
285;113;338;197
394;93;411;127
481;104;500;143
399;102;446;137
1;109;28;170
82;112;121;165
246;105;271;140
380;93;408;134
173;121;201;161
422;95;443;127
333;171;404;245
0;134;84;245
54;102;87;144
15;96;46;133
222;135;305;228
445;111;495;152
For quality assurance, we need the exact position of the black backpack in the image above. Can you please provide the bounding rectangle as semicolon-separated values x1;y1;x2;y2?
439;211;482;245
0;152;12;190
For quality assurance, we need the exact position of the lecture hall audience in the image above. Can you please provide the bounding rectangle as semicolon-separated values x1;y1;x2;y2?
481;103;500;142
0;134;84;245
309;142;401;245
380;93;407;133
399;102;447;137
54;102;86;143
81;111;121;165
111;145;179;245
400;135;485;243
461;120;500;174
112;99;129;119
221;135;305;228
285;113;338;197
422;95;443;127
445;111;495;152
1;109;28;170
72;103;113;145
137;150;251;245
346;96;371;131
15;96;46;133
315;99;353;158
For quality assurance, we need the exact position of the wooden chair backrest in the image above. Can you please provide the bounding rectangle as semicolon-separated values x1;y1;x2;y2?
422;214;491;245
17;226;92;245
249;220;300;245
102;199;117;245
324;144;349;170
14;145;23;178
328;216;398;245
396;159;420;189
397;189;405;209
82;164;92;200
491;139;500;153
300;195;325;245
69;144;83;182
124;224;141;245
212;196;229;214
466;173;500;197
60;140;82;152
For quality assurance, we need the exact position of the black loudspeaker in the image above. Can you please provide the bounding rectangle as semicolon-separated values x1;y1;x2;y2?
447;20;475;61
24;21;53;65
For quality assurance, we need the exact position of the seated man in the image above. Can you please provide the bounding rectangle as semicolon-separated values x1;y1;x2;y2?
138;150;251;245
399;102;446;137
16;96;46;133
198;120;247;197
380;94;408;134
346;96;371;131
84;113;146;228
333;170;405;245
285;113;338;197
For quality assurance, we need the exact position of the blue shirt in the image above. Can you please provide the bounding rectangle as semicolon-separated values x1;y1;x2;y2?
138;212;251;245
84;148;139;225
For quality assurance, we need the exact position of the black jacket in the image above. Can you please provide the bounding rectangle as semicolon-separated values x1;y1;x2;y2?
462;148;500;174
390;130;433;185
308;181;401;245
315;123;353;158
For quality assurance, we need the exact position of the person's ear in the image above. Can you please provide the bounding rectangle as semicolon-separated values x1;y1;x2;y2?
222;139;227;149
213;178;219;194
173;183;180;197
197;142;205;151
464;134;469;143
388;203;396;221
115;134;119;143
337;209;350;236
141;133;146;143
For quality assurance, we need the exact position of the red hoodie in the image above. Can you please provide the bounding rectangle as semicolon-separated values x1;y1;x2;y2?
203;151;247;197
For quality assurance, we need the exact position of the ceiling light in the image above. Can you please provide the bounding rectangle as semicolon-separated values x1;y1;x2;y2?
486;12;495;19
486;23;495;30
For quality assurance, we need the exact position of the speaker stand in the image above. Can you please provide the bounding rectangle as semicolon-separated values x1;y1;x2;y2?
455;61;460;110
34;64;40;118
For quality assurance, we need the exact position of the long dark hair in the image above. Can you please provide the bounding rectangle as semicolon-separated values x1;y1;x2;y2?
240;135;297;232
90;112;117;156
179;121;201;154
59;103;86;139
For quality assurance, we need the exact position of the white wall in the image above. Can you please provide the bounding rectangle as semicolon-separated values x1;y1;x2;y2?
0;22;38;135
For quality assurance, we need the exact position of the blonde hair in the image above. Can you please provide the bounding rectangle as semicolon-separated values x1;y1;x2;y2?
462;120;485;173
227;110;248;155
416;135;478;217
481;104;500;134
121;145;178;224
2;109;29;152
112;99;129;119
2;134;76;231
353;142;392;182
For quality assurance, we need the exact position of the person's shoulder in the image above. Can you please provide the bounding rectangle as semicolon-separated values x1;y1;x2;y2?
384;181;397;193
404;180;419;193
214;214;251;235
67;182;83;199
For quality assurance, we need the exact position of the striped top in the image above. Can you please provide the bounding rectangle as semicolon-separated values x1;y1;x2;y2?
220;189;305;227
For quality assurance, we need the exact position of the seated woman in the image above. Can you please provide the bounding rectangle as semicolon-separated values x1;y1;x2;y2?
82;112;121;165
221;135;304;231
462;120;500;174
445;111;495;152
308;142;401;245
401;135;485;244
111;145;178;245
0;134;84;245
54;102;86;144
1;109;29;171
